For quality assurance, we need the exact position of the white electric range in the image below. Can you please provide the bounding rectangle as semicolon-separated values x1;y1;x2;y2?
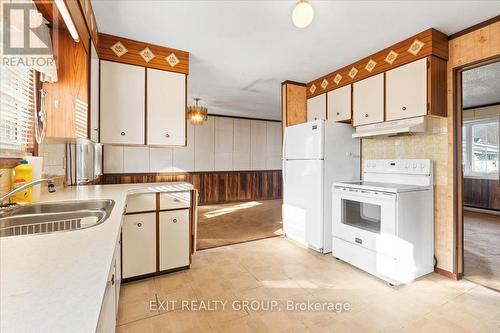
332;159;434;285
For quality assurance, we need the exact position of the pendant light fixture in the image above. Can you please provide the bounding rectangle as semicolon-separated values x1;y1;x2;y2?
292;0;314;28
187;98;208;125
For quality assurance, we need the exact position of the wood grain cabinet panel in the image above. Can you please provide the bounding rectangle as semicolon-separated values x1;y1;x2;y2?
44;27;88;139
327;85;352;122
194;117;215;171
122;213;156;278
251;120;267;170
159;209;190;271
353;73;384;126
307;93;327;122
386;58;428;121
233;119;251;170
214;117;234;171
146;68;186;145
100;60;145;144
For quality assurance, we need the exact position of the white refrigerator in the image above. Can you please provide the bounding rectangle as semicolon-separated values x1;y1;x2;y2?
282;120;360;253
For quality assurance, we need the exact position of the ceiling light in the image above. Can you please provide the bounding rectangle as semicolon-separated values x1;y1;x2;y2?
292;0;314;28
187;98;208;125
54;0;80;41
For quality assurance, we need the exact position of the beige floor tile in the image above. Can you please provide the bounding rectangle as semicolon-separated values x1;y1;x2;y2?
117;237;500;333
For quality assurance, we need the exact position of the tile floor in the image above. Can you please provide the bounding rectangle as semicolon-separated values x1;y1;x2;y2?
117;237;500;333
464;210;500;291
197;200;283;250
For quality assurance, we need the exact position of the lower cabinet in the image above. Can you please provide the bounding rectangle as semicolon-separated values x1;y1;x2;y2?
159;209;190;271
122;213;156;278
96;240;121;332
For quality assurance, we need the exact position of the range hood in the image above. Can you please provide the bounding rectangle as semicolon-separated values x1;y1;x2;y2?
352;116;442;138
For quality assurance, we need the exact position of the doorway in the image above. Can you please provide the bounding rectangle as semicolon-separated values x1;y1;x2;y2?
459;60;500;290
196;199;283;250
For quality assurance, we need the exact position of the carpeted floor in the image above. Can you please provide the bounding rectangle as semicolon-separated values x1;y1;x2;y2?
464;210;500;291
196;199;283;250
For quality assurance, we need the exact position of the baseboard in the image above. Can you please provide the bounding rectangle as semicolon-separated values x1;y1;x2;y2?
464;206;500;216
434;267;462;280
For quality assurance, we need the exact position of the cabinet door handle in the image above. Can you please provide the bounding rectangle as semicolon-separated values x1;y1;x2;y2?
121;131;126;136
172;218;178;223
111;274;115;285
136;222;142;227
336;112;340;115
402;106;407;111
365;114;369;118
165;133;170;138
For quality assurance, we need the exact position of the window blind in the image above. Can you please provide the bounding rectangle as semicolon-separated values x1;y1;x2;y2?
0;66;35;156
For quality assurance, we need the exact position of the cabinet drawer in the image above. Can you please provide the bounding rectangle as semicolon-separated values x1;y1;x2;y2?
126;193;156;213
159;209;190;271
122;213;156;278
160;191;190;210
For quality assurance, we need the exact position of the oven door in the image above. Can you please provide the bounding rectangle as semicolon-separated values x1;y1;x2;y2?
332;187;397;257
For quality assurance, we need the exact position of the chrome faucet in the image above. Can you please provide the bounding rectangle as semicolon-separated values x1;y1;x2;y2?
0;179;56;204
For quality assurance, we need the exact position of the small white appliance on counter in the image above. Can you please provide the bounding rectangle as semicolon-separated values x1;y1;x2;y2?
332;159;434;285
282;120;360;253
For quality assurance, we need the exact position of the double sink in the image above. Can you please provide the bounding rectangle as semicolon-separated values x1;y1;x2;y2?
0;199;115;238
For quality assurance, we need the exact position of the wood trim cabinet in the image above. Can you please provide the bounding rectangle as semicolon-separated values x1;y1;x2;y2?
100;60;145;145
327;85;352;122
353;73;384;126
386;58;428;121
307;93;327;122
147;68;186;145
121;190;195;282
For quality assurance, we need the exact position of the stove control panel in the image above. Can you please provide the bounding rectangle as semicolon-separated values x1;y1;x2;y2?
364;159;431;175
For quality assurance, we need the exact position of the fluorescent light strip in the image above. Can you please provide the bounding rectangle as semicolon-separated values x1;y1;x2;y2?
54;0;80;42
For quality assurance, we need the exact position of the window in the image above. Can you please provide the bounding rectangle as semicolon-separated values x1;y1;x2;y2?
0;66;36;156
462;116;499;179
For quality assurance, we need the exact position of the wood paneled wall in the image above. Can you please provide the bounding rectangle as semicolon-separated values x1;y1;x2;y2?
463;178;500;211
101;170;282;205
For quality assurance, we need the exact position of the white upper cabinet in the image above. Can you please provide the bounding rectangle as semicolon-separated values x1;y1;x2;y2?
233;118;251;171
307;93;327;122
327;85;351;122
194;116;215;171
266;122;282;170
251;120;267;170
89;44;99;142
123;147;149;173
386;58;428;121
214;117;234;171
100;60;145;144
147;68;186;145
353;73;384;126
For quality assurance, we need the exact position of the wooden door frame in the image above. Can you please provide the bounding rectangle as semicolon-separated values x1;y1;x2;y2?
453;55;500;277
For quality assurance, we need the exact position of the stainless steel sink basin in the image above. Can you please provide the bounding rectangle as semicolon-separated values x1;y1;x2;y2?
2;199;114;216
0;199;115;238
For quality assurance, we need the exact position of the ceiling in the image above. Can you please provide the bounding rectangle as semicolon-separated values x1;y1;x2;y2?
92;1;500;120
462;61;500;109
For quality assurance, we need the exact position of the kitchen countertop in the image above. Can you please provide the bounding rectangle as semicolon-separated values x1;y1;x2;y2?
0;182;193;333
